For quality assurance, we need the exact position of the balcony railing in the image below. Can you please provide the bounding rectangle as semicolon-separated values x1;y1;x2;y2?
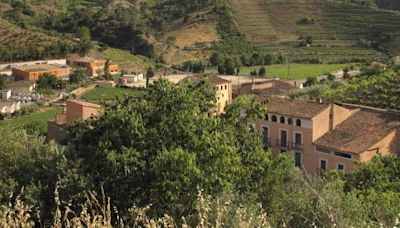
263;137;271;146
292;142;304;151
276;139;288;147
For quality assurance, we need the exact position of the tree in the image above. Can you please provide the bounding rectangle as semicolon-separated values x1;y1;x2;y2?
258;67;266;76
0;74;9;89
60;79;275;219
304;76;317;87
103;59;111;80
217;64;225;74
146;67;155;87
210;52;224;66
36;73;58;89
224;58;236;75
76;26;93;55
69;68;87;84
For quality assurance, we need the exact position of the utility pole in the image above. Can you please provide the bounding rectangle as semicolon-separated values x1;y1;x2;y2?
287;52;291;79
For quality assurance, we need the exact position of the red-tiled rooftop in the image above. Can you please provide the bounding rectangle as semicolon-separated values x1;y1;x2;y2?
261;96;330;119
209;75;230;85
315;109;400;154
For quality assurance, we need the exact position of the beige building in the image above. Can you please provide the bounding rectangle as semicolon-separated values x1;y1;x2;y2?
12;64;71;80
48;99;101;142
7;80;36;95
181;75;232;114
252;97;400;174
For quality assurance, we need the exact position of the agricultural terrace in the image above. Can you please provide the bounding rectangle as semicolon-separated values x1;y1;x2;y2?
80;87;147;103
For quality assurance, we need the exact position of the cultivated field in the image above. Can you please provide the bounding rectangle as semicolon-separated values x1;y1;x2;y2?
207;64;348;80
0;107;63;134
227;0;400;61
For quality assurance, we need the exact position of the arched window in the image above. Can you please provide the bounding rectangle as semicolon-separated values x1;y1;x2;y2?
265;114;269;121
296;119;302;127
288;118;293;125
272;115;277;122
280;116;285;124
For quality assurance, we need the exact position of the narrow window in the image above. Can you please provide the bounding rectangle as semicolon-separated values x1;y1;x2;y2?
265;114;269;121
225;85;227;90
296;119;302;127
262;127;269;145
272;115;277;122
295;152;302;168
280;116;285;124
320;159;327;170
288;118;293;125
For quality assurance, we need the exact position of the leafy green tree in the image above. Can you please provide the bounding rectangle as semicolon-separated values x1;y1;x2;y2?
0;74;9;89
304;76;317;87
36;73;58;89
210;52;224;66
59;79;275;219
103;59;111;80
69;68;87;84
224;58;236;75
0;128;61;222
258;67;266;76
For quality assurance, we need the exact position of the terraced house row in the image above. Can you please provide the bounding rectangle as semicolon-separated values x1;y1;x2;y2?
251;97;400;174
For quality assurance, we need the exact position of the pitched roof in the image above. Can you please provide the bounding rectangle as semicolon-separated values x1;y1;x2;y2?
315;109;400;153
261;96;330;119
209;75;230;85
239;80;296;96
181;75;231;85
67;99;101;108
7;80;35;88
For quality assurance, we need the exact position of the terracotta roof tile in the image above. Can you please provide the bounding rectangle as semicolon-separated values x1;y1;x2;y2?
315;109;400;153
260;96;330;119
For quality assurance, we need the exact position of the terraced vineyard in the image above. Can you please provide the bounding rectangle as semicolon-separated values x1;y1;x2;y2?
228;0;400;62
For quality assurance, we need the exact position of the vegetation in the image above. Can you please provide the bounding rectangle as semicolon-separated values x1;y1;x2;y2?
209;64;348;80
0;107;63;135
325;70;400;110
0;80;399;226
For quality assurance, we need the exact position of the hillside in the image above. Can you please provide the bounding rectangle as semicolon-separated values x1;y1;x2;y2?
227;0;400;61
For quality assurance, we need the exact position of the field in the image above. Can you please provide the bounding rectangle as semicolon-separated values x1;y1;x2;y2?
227;0;400;60
80;87;147;103
208;64;348;80
0;107;63;134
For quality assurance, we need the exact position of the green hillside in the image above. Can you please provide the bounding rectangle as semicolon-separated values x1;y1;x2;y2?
228;0;400;60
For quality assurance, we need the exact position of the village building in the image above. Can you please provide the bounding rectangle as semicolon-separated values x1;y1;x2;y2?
7;80;36;95
0;101;20;114
72;57;119;77
0;89;11;100
47;99;101;142
234;79;296;98
120;74;144;84
0;59;67;76
12;64;71;80
181;75;232;114
252;97;400;174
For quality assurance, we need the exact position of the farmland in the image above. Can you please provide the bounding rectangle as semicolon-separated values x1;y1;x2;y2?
0;107;63;134
208;64;348;80
227;0;400;60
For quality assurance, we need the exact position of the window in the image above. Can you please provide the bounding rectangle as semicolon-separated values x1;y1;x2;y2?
320;159;327;170
280;149;287;153
225;85;227;90
316;146;330;154
288;118;293;125
262;127;269;145
222;94;224;98
334;151;352;159
221;86;223;90
265;114;269;121
336;163;345;171
280;116;285;124
295;152;302;168
272;115;277;122
296;119;302;127
280;130;287;147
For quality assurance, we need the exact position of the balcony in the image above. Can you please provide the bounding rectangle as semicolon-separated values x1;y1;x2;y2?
276;139;288;147
292;142;304;151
